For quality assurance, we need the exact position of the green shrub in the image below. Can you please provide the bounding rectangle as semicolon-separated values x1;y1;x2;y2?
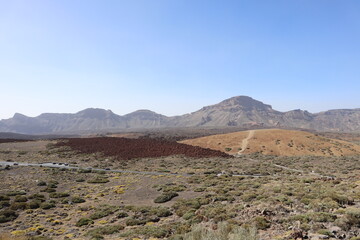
117;212;129;218
311;212;337;222
90;205;119;220
47;182;58;188
29;193;46;201
158;183;187;193
133;225;169;238
0;201;10;209
183;210;196;220
317;229;332;236
10;202;28;210
14;195;28;202
182;222;258;240
28;200;41;209
40;202;56;210
71;196;86;203
37;181;47;186
289;214;311;223
241;193;257;202
78;169;92;173
6;191;26;196
345;207;360;226
49;192;70;198
173;198;203;217
328;192;353;205
194;187;206;192
0;209;18;223
202;204;236;223
154;192;179;203
76;217;94;227
253;216;271;230
87;177;109;184
155;207;172;217
0;195;10;201
41;187;56;193
125;218;146;226
86;225;124;238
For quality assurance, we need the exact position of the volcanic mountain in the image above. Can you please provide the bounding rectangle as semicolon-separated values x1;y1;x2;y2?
0;96;359;134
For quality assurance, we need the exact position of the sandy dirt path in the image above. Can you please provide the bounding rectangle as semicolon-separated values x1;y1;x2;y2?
237;130;255;154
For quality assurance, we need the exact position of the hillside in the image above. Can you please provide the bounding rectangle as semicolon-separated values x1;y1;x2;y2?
180;129;360;156
1;96;360;134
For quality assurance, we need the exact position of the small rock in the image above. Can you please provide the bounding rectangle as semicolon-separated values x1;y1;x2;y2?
329;226;341;234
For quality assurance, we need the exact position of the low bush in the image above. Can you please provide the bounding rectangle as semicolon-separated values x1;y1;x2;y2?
90;205;119;220
154;192;179;203
0;201;10;209
10;202;28;210
117;212;129;218
71;196;85;203
345;207;360;227
0;209;18;223
40;188;56;193
173;198;203;217
125;218;147;226
28;200;41;209
28;193;46;201
49;192;70;198
252;216;271;230
76;217;94;227
86;225;124;239
181;222;258;240
155;207;172;217
37;181;47;186
14;196;27;202
128;225;169;238
40;202;55;210
87;177;109;184
0;195;10;201
6;191;26;196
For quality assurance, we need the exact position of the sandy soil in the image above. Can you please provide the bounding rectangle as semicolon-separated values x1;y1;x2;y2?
180;129;360;156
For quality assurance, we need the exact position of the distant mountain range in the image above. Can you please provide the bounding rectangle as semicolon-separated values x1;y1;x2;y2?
1;96;360;134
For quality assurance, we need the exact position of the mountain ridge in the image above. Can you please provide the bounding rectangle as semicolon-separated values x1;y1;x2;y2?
1;96;360;134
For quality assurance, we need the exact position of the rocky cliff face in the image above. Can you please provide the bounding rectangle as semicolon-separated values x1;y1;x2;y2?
0;96;359;134
170;96;284;127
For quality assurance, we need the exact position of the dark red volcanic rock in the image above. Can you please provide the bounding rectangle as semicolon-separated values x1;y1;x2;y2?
0;139;32;143
55;137;231;160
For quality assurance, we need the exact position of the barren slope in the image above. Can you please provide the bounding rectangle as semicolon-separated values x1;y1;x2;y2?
180;129;360;156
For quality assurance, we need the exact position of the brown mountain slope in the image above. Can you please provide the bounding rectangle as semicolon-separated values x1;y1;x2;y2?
179;129;360;156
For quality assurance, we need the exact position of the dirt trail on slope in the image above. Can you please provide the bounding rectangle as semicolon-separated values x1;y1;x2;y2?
237;130;255;155
180;129;360;156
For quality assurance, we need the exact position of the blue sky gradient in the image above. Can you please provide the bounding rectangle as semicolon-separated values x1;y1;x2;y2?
1;0;359;119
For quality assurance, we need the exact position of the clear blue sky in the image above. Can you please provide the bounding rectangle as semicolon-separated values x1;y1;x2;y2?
1;0;359;119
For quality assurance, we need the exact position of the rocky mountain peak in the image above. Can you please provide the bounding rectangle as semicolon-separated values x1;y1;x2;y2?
76;108;115;119
209;96;273;111
13;113;29;119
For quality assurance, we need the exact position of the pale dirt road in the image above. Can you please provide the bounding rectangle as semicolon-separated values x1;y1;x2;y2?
237;130;255;154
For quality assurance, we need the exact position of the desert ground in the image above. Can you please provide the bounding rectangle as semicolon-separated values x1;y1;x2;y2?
180;129;360;156
0;129;360;240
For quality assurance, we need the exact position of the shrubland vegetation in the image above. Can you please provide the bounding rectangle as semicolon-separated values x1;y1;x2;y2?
0;138;359;239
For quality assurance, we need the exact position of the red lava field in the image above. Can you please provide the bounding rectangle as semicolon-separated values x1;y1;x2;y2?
55;137;231;160
0;139;31;143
